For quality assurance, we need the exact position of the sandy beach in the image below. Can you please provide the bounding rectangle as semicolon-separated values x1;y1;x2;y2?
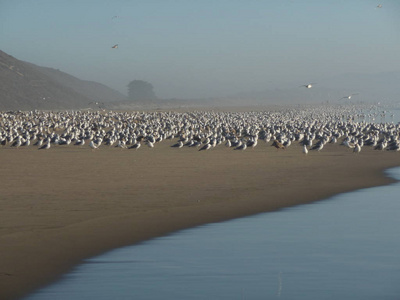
2;0;400;297
0;137;399;299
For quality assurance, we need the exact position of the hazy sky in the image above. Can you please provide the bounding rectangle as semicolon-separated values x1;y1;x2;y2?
1;0;399;99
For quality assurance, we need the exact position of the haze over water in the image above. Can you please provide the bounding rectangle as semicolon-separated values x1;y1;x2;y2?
2;1;400;101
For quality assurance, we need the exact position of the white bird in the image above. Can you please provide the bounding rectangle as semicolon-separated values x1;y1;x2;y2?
248;138;258;149
302;144;308;155
10;137;22;148
343;140;355;149
116;140;127;148
130;142;141;150
75;139;85;146
38;142;51;150
300;83;316;89
353;144;361;154
234;143;247;151
88;101;104;106
147;141;154;148
171;140;184;148
316;143;324;151
36;139;44;147
111;44;118;49
339;93;359;101
199;143;211;151
89;140;98;150
21;138;30;147
376;4;382;8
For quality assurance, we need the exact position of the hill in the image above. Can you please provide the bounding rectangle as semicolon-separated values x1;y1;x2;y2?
29;64;128;104
0;50;127;110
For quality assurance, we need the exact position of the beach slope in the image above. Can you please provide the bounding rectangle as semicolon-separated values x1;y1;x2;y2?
0;143;398;299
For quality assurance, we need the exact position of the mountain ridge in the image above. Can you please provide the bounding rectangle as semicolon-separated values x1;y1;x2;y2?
0;50;127;110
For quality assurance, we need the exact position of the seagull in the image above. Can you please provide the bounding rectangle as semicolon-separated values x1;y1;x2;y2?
111;44;118;49
199;143;211;151
330;136;337;144
35;138;44;147
247;138;258;149
21;138;30;147
10;137;22;148
343;140;355;149
234;142;247;151
376;4;382;9
88;101;104;106
116;140;127;149
353;143;361;154
38;141;51;150
339;93;359;100
300;83;316;89
129;142;141;150
171;141;184;148
74;139;85;146
311;142;324;151
89;140;98;151
302;144;308;155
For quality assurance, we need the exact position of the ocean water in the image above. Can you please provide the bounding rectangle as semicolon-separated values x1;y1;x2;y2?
25;167;400;300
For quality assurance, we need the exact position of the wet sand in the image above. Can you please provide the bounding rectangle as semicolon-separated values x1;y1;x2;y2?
0;141;399;299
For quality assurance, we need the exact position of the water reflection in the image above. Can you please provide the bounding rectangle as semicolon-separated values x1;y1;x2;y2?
26;168;400;300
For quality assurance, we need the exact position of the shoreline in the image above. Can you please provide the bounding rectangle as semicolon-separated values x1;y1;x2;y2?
0;143;399;300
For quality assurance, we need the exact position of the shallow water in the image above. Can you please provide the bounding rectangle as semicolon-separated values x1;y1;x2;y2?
26;167;400;300
360;107;400;124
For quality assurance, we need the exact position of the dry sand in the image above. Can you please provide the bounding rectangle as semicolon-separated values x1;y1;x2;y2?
0;141;399;299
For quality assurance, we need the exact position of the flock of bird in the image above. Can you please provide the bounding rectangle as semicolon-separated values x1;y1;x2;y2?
0;104;398;154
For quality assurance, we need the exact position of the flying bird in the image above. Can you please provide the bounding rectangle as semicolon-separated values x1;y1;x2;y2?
300;83;316;89
111;44;118;49
88;101;104;106
339;93;359;100
376;4;382;9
